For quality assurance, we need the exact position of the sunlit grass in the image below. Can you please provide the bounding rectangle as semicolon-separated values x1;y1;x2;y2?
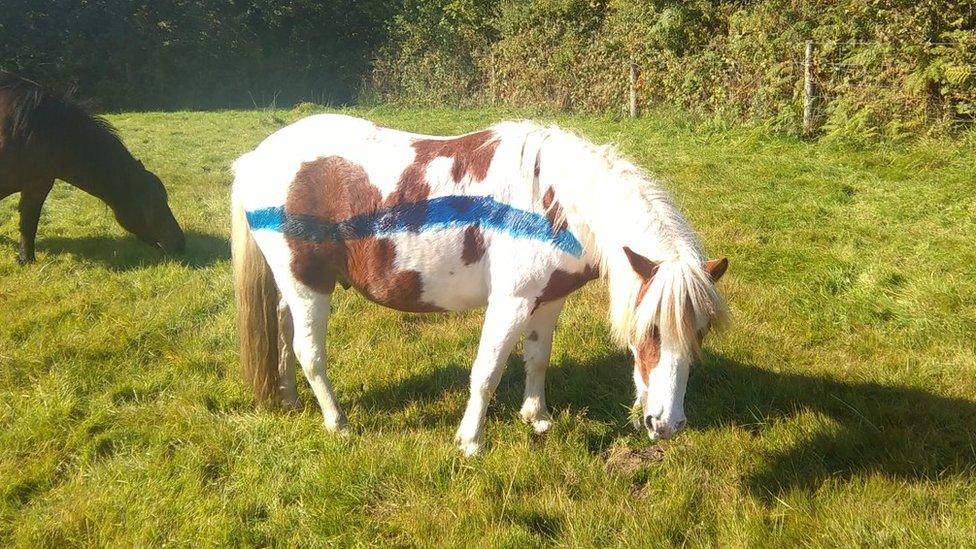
1;107;974;546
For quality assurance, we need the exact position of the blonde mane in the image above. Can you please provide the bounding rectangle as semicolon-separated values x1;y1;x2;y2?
514;123;729;356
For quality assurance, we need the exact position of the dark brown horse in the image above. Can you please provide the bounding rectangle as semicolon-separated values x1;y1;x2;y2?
0;72;184;264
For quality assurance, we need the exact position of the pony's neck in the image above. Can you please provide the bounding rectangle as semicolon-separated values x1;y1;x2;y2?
537;128;719;352
38;97;136;206
55;119;133;207
541;130;702;267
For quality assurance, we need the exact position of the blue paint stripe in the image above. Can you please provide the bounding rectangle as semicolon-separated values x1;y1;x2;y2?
245;196;583;257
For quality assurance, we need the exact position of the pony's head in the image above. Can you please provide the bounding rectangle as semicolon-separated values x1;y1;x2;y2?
620;247;729;441
111;161;185;255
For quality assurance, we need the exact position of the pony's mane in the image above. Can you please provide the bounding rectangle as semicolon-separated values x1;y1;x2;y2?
0;72;45;140
1;72;137;198
510;122;729;356
1;72;126;154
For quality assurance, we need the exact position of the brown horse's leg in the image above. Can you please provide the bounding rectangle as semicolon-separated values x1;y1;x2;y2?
17;180;54;265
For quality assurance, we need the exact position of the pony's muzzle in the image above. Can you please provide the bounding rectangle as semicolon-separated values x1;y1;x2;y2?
160;230;186;255
644;414;686;440
153;220;186;255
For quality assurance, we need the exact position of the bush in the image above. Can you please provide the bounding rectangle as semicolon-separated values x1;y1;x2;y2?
369;0;976;138
0;0;392;110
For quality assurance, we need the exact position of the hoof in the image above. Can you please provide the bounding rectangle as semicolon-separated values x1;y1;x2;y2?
519;407;551;435
16;255;34;266
530;419;551;435
280;398;303;411
454;432;482;457
457;440;481;457
324;415;348;434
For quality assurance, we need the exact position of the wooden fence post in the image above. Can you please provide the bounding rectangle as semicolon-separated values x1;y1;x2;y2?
490;51;497;106
803;40;816;136
629;61;638;118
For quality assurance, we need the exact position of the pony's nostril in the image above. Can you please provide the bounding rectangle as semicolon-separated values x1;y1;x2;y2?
644;415;663;430
675;418;687;431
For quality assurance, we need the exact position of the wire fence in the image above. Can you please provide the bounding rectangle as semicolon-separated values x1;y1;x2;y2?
801;40;976;134
622;39;976;136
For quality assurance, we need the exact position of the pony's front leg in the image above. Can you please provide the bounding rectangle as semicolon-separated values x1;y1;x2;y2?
281;287;347;432
455;296;535;456
17;179;53;265
519;298;566;434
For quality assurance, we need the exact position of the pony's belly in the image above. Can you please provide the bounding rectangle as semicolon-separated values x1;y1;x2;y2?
392;231;489;312
343;229;489;313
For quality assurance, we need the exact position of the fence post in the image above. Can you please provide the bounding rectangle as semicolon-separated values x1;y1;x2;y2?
490;51;497;106
803;40;816;136
629;61;638;118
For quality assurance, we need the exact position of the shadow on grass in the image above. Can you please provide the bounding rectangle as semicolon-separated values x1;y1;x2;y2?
36;230;229;270
355;347;976;497
692;352;976;498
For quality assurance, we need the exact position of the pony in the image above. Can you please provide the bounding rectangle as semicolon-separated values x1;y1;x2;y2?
231;114;729;456
0;72;184;264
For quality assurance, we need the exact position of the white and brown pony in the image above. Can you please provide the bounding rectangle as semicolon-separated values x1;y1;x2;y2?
231;114;729;455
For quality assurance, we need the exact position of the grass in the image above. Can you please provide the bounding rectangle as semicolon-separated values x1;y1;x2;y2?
1;106;975;546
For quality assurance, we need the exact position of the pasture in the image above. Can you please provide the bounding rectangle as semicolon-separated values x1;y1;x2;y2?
1;107;975;546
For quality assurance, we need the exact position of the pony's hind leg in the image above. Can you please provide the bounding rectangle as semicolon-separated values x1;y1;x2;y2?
276;298;301;410
519;298;565;434
279;285;347;432
455;296;535;456
17;179;53;265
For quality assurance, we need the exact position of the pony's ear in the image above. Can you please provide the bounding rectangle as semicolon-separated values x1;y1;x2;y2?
623;247;658;280
704;257;729;282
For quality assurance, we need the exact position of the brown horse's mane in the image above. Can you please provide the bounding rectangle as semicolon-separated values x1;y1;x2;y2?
0;71;138;202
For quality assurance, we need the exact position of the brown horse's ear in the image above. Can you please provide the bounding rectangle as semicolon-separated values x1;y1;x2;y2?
623;247;659;280
704;257;729;282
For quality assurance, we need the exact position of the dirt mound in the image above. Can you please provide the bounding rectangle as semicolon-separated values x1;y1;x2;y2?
604;444;666;475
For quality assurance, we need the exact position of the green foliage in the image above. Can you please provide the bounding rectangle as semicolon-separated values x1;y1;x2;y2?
0;0;393;109
366;0;496;106
1;107;975;544
370;0;976;138
2;1;971;136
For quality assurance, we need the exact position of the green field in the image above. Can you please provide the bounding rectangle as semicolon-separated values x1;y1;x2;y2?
2;107;975;546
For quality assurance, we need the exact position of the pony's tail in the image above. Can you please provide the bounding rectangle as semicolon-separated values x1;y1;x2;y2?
231;193;280;406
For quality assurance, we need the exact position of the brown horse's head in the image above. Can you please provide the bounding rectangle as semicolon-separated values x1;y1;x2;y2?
111;162;185;255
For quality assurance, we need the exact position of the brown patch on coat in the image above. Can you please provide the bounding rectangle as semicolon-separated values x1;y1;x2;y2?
634;328;662;385
533;265;599;312
527;330;539;342
541;187;568;232
461;225;485;265
388;167;430;206
541;187;556;209
627;252;662;383
285;155;439;311
345;237;443;312
410;130;499;184
285;157;381;293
